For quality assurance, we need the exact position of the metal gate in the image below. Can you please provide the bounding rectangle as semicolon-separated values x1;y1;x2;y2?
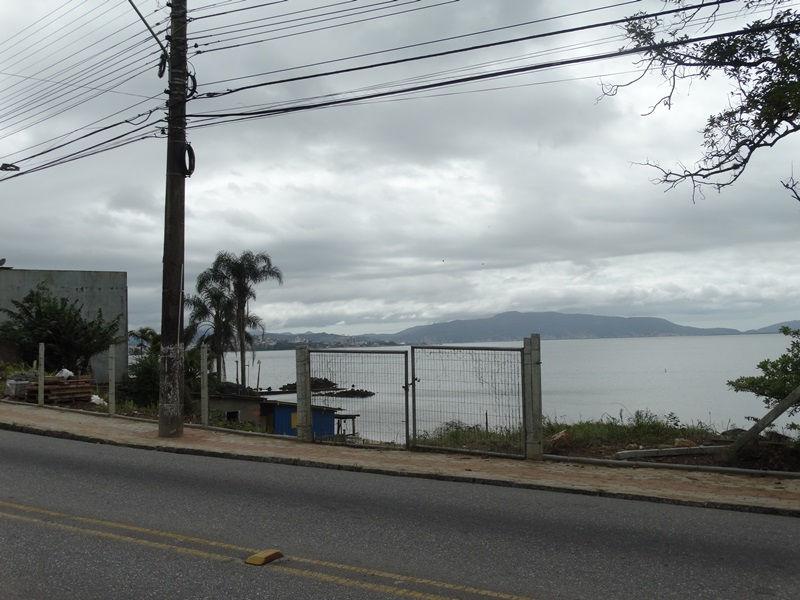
410;346;526;458
309;349;409;448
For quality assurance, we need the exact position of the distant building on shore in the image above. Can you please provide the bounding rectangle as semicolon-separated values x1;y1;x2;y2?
0;268;128;382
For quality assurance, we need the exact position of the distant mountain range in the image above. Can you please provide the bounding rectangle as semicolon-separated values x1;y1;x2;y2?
256;311;798;347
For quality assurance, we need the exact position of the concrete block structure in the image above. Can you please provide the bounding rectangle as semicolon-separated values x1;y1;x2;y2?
0;269;128;382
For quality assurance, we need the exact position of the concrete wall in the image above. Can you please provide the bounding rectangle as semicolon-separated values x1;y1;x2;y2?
0;269;128;382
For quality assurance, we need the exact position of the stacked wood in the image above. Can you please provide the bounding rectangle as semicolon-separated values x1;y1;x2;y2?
26;377;94;404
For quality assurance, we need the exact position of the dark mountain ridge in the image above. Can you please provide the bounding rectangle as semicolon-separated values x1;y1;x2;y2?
256;311;795;347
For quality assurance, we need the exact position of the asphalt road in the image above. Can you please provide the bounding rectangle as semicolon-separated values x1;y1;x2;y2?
0;429;798;599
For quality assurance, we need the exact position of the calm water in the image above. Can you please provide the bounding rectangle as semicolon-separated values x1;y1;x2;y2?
225;334;792;436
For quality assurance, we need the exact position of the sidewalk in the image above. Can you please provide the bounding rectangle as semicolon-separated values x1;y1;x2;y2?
1;400;798;516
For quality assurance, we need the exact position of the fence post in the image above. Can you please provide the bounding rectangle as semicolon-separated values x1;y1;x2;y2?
200;344;209;426
108;345;116;415
37;343;45;406
523;334;543;460
295;346;313;442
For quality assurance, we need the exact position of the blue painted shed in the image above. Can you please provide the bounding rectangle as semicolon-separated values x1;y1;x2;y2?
260;400;339;439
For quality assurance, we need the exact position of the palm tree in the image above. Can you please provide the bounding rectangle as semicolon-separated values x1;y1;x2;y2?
185;278;236;381
208;250;282;390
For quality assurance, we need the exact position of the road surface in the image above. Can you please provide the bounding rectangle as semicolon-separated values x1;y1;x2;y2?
0;429;798;599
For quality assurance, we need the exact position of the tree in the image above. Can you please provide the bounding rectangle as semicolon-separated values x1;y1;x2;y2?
0;284;121;373
605;0;800;200
728;326;800;416
204;250;282;390
185;273;236;381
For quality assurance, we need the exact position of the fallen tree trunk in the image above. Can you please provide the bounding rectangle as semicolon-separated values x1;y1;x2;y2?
728;384;800;459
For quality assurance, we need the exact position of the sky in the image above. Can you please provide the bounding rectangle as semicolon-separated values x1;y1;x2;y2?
0;0;798;334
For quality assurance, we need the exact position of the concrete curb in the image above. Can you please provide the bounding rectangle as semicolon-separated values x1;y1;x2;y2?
1;420;798;519
544;454;800;480
5;399;797;480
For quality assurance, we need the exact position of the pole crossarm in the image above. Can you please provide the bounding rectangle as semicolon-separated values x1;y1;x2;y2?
125;0;169;59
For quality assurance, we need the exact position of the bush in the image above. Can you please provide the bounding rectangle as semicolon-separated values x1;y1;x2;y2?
0;284;121;374
728;327;800;416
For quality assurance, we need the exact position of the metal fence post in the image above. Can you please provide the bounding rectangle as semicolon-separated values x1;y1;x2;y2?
295;346;313;442
108;345;116;415
37;343;45;406
200;344;209;426
523;334;543;460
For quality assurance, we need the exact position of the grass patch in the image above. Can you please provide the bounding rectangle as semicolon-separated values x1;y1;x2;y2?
415;421;523;455
415;410;721;456
543;410;718;454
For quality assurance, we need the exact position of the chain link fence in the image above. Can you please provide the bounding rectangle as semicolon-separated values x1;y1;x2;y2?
411;346;525;457
309;350;409;447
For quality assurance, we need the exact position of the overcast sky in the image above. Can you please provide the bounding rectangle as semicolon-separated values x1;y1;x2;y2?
1;0;798;334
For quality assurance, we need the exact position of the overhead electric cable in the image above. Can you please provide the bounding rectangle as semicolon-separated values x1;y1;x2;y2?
0;4;166;104
0;95;163;162
190;0;253;13
190;0;366;35
189;0;407;40
0;0;121;70
196;0;736;99
197;0;643;88
0;70;154;99
189;0;288;21
0;0;93;59
0;28;164;117
125;0;169;57
188;21;793;119
192;0;460;54
0;0;79;52
0;59;158;141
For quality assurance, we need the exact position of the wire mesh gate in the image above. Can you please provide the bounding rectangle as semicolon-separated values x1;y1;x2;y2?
309;349;409;447
410;346;526;458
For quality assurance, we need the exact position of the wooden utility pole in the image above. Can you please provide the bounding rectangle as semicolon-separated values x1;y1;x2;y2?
159;0;188;437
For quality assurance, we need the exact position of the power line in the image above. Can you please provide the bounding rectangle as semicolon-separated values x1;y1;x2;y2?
0;2;165;106
189;0;409;41
0;0;80;53
0;70;154;99
195;0;736;99
0;0;92;58
192;0;460;55
189;0;288;21
187;21;794;120
0;95;163;163
190;0;363;35
0;0;122;71
0;59;159;141
0;26;165;124
197;0;643;88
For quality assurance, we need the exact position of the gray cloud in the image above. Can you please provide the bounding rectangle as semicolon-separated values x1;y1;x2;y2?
1;0;798;334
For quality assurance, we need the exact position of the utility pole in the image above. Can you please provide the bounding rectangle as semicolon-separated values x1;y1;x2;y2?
159;0;188;437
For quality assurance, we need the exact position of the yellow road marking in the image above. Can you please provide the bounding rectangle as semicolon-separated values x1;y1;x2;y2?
272;565;456;600
289;557;533;600
0;510;236;562
0;500;250;553
0;499;533;600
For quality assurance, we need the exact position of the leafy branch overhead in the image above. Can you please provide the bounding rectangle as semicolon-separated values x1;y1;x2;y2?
604;0;800;200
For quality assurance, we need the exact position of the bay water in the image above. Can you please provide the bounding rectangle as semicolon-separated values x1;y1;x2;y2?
224;333;794;437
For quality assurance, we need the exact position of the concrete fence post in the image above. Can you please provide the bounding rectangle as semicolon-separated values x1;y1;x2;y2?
295;346;313;442
37;343;45;406
200;344;209;426
108;345;116;415
522;334;543;460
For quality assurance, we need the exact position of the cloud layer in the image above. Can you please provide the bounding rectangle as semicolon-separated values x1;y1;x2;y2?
1;0;797;333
